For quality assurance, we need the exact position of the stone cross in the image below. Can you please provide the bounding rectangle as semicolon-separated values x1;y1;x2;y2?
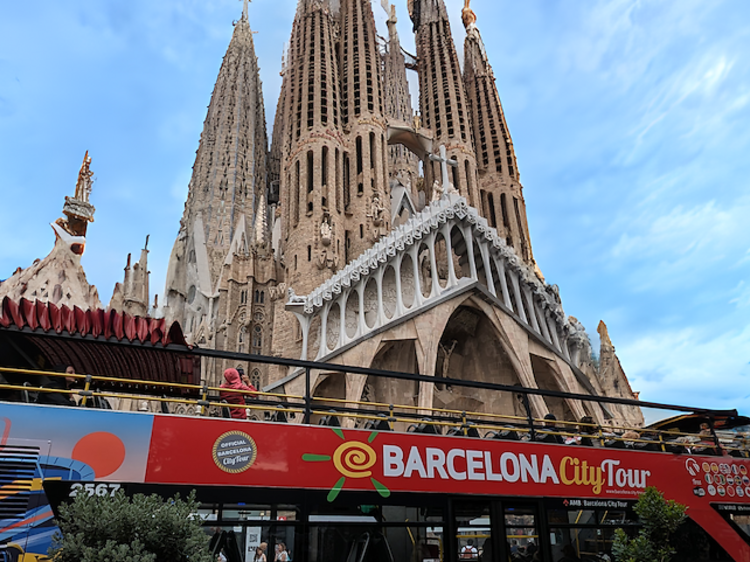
241;0;250;20
429;145;458;196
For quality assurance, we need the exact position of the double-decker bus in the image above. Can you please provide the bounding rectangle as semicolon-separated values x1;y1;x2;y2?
1;303;749;561
2;360;750;562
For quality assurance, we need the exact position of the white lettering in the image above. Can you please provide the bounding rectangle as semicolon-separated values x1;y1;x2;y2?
425;448;449;479
519;454;539;483
447;449;467;480
383;445;404;477
602;459;620;486
500;452;520;483
467;450;485;481
485;451;503;481
540;455;559;484
404;446;428;478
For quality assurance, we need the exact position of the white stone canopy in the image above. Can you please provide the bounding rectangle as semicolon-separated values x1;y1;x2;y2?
287;193;583;363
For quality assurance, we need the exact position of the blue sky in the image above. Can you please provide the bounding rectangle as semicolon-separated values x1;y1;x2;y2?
1;0;749;415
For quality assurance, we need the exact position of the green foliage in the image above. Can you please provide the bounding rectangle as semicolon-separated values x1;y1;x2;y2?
612;486;688;562
50;489;213;562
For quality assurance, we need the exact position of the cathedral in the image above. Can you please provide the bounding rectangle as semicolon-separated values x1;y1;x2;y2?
0;0;643;427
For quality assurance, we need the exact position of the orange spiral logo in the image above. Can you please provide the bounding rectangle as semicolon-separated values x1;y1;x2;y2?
333;441;376;479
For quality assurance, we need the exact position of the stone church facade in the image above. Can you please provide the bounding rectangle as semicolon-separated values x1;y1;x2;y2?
158;0;643;427
0;0;641;427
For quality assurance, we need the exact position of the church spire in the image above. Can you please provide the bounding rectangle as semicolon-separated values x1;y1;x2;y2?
163;3;268;331
462;2;533;264
409;0;479;208
382;3;420;198
276;0;346;294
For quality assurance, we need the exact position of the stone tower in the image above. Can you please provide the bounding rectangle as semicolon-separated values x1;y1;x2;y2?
163;2;270;354
382;3;421;208
0;152;102;310
409;0;479;208
339;0;391;261
276;0;346;295
109;237;151;317
462;4;533;264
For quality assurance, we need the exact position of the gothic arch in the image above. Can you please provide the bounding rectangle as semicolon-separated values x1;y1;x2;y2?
361;340;420;431
432;302;526;420
530;354;578;423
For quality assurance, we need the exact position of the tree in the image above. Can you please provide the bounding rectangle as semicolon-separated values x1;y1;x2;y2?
50;489;213;562
612;486;688;562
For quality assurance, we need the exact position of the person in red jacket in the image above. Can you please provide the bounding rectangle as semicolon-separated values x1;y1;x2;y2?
219;368;255;419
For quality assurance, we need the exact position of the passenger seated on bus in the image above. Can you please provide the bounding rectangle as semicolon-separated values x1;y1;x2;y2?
219;368;255;419
459;539;477;560
576;415;598;447
37;365;77;407
535;413;564;444
621;430;640;448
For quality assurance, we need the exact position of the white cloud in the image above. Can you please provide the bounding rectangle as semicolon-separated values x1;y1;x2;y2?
608;195;750;292
621;322;750;411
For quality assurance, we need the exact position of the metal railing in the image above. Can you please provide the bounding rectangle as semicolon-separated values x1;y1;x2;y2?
1;355;747;458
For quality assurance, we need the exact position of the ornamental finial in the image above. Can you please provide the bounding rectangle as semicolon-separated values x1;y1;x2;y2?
461;0;477;30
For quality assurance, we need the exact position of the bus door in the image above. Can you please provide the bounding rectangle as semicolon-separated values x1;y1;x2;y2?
452;500;542;562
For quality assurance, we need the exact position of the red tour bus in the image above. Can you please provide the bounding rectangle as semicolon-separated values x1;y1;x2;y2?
1;329;749;562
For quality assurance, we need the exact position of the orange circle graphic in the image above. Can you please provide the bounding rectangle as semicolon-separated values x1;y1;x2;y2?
72;432;126;478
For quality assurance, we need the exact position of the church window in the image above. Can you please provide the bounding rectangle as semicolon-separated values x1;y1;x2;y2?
451;156;460;192
335;148;341;212
321;146;328;188
308;245;312;261
253;325;263;349
307;151;314;193
369;132;375;170
254;311;264;322
251;369;261;389
343;153;351;210
356;137;363;175
188;250;196;264
239;326;246;343
187;285;197;305
500;193;511;231
294;255;298;271
488;193;497;228
359;224;363;238
293;160;300;227
254;290;260;303
260;291;264;304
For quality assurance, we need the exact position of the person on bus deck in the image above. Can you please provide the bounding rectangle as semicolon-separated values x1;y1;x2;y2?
238;368;259;399
219;368;254;418
37;365;77;407
536;413;564;444
576;415;598;447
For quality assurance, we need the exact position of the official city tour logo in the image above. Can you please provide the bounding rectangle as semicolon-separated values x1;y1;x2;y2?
212;430;257;474
302;428;391;502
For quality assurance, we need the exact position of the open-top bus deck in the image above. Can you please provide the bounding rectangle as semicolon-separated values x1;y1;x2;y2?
2;350;750;562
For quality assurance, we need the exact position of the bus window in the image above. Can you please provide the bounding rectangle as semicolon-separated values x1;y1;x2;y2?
503;504;539;561
454;502;491;562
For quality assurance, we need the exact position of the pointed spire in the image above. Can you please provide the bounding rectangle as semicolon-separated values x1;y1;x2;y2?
410;0;479;207
463;3;533;264
171;5;267;290
254;189;268;247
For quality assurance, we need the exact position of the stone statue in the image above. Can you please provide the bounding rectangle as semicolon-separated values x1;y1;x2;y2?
320;216;332;246
75;151;94;202
431;179;444;203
